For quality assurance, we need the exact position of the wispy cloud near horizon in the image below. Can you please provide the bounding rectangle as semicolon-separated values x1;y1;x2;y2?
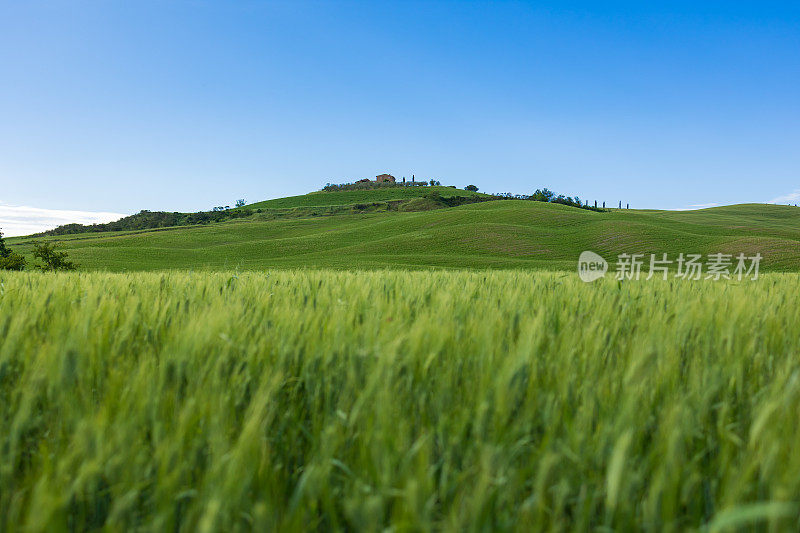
768;189;800;205
0;203;128;237
667;202;720;211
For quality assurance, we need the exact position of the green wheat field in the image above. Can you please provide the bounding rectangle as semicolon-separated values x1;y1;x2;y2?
2;269;800;531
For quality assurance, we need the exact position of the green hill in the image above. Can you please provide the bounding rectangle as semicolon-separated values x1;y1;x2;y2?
7;199;800;272
245;185;489;209
29;186;492;237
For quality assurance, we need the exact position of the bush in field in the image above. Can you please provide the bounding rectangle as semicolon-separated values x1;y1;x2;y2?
32;242;77;271
465;184;479;191
0;229;25;271
0;253;26;271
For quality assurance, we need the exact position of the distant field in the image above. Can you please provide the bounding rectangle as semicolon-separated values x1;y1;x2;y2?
2;270;800;530
245;185;488;209
7;201;800;272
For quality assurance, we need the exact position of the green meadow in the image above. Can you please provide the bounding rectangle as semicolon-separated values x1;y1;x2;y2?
7;200;800;272
2;270;800;531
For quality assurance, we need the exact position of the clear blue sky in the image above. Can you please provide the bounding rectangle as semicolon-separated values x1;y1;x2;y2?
1;1;798;234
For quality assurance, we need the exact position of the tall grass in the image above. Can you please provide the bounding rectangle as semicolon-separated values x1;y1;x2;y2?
1;270;799;531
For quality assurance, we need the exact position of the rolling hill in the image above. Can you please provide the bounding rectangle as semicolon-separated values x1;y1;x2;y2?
6;191;800;272
244;185;490;209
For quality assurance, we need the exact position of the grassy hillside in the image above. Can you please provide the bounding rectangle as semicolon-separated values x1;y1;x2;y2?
3;270;800;530
7;201;800;272
30;186;492;237
245;185;489;209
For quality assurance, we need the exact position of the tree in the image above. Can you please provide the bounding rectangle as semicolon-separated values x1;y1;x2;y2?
0;252;26;271
465;185;479;192
32;242;76;271
531;188;555;202
235;199;246;208
0;229;26;270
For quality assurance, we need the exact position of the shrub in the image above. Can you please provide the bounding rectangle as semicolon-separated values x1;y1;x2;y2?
0;229;25;270
32;242;77;271
0;252;25;271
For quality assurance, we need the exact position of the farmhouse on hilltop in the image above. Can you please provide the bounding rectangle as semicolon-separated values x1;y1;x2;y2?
375;173;396;183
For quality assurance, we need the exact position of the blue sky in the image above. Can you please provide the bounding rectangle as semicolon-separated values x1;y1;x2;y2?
1;1;798;235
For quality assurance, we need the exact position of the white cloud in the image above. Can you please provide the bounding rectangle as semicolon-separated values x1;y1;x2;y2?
0;203;128;237
667;202;719;211
768;189;800;205
687;203;719;209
